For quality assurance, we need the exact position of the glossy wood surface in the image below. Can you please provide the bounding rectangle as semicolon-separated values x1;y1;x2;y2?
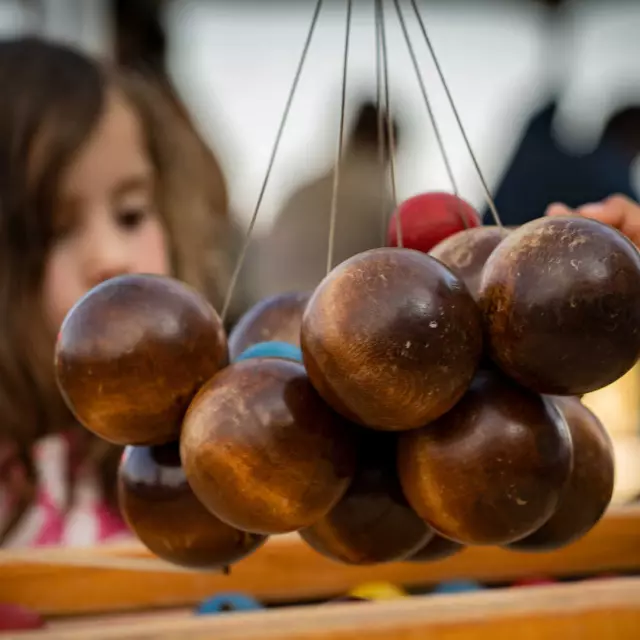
301;247;483;431
479;216;640;396
398;370;573;545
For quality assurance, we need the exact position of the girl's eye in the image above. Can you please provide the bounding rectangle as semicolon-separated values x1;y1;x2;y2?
117;208;147;230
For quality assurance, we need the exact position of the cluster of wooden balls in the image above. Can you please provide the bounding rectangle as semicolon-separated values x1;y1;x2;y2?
54;191;640;570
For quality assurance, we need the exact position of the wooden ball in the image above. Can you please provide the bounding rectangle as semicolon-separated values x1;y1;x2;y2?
118;442;265;569
398;370;573;545
479;216;640;395
301;248;483;431
430;226;510;299
181;358;357;534
228;292;310;361
387;193;481;253
407;534;465;562
55;274;228;445
300;433;433;565
508;396;614;551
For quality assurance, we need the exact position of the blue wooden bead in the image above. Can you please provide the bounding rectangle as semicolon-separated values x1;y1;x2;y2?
432;580;483;595
196;592;263;615
235;341;303;363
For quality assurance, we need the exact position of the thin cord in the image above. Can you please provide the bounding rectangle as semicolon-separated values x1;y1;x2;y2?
221;0;324;322
326;0;352;274
379;0;402;247
409;0;502;228
375;0;387;245
392;0;467;229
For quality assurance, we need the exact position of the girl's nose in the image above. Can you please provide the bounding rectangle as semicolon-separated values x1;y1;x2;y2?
84;226;132;289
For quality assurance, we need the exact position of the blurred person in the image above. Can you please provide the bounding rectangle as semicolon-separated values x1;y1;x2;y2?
252;100;399;300
484;101;640;226
0;37;236;547
111;0;250;322
547;193;640;248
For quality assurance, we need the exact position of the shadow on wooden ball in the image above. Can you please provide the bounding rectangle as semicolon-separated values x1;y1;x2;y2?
228;292;311;361
118;442;266;569
181;358;358;535
430;226;510;300
406;534;465;562
55;274;228;445
300;432;432;565
508;396;614;551
479;216;640;395
398;369;573;545
301;248;483;431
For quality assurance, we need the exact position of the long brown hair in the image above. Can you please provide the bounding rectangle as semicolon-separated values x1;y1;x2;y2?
0;37;233;541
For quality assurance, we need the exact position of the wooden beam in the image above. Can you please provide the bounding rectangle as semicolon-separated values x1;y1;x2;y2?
15;578;640;640
0;506;638;616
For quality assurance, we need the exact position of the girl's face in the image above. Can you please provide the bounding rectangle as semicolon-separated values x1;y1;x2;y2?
42;90;171;331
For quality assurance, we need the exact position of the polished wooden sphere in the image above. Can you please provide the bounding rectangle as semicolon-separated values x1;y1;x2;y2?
181;358;357;534
398;369;573;545
301;248;483;431
228;291;310;361
407;534;465;562
430;226;510;300
508;396;614;551
300;432;432;565
55;274;228;445
479;216;640;395
118;442;266;569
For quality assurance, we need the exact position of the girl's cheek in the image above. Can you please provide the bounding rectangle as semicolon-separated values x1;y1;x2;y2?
41;247;82;331
136;218;171;277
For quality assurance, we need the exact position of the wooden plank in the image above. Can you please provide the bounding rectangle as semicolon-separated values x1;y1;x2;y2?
0;506;638;617
10;577;640;640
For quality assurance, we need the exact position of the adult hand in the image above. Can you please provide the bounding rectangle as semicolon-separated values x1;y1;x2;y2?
546;195;640;248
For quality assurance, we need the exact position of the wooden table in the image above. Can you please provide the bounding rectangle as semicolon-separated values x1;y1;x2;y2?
0;506;639;636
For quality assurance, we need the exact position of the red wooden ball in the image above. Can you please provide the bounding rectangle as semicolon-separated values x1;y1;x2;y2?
228;291;310;361
55;274;228;445
430;226;510;300
398;370;573;545
301;248;483;431
300;433;433;565
119;442;266;569
180;358;357;534
407;534;465;562
508;396;614;551
387;192;481;253
479;216;640;395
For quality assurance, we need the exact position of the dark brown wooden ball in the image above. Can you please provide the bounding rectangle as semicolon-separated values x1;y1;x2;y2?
299;433;433;565
180;358;357;534
228;292;310;361
429;226;510;300
479;216;640;395
118;442;266;569
301;248;483;431
508;396;614;551
55;274;228;446
406;534;465;562
397;369;573;545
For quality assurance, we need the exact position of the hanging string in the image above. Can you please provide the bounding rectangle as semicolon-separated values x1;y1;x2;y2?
221;0;324;322
409;0;502;228
392;0;467;229
375;0;388;246
326;0;353;275
379;0;402;247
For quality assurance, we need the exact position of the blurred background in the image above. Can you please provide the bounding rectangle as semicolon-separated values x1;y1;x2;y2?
0;0;638;232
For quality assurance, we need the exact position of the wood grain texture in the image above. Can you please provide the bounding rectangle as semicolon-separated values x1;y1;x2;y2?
301;247;483;431
55;274;228;445
479;216;640;396
0;507;638;617
13;578;640;639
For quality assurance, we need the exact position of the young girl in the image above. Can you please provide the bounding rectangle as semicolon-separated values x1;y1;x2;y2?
0;37;235;547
